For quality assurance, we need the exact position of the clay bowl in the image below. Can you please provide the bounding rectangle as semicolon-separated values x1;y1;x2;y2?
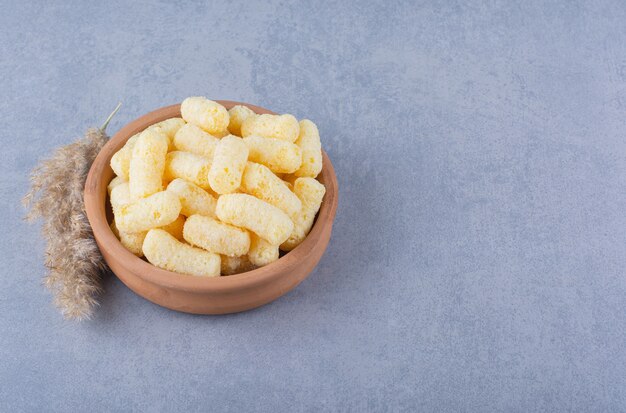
84;101;338;314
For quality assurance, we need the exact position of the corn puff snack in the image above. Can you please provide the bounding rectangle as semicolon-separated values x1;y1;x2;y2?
116;191;181;233
109;183;148;255
129;128;168;200
110;133;140;181
173;123;219;158
280;178;326;251
216;193;293;245
110;215;185;258
221;255;255;276
151;117;185;150
164;151;212;190
107;97;328;277
293;119;322;178
243;135;302;174
241;113;299;143
110;219;144;256
240;162;301;217
213;129;230;138
143;229;220;277
109;182;131;217
183;214;250;257
228;105;256;136
107;176;126;196
247;234;279;267
160;215;186;241
180;97;229;135
166;178;216;217
208;135;248;194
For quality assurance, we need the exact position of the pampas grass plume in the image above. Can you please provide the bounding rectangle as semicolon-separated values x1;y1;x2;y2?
23;104;121;320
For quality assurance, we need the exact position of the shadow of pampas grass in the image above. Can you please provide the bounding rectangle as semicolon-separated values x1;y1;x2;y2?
23;104;121;320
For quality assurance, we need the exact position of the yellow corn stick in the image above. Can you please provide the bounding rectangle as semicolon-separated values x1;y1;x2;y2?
116;191;181;233
110;133;140;181
129;128;168;200
227;105;256;136
173;123;219;159
221;255;255;275
280;178;326;251
143;229;221;277
293;119;322;178
240;162;301;217
109;182;146;257
107;176;126;196
160;214;186;241
110;214;185;257
109;182;131;218
163;151;212;190
151;117;185;150
180;97;229;135
248;234;279;267
216;193;293;245
208;135;249;194
110;219;145;256
213;129;230;138
243;135;302;174
183;214;250;257
241;113;299;143
166;178;216;217
110;118;184;179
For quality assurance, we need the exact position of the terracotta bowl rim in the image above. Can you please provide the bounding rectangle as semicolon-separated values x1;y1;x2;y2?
84;101;339;293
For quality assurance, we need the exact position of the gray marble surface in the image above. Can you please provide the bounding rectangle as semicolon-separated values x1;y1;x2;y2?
1;1;625;411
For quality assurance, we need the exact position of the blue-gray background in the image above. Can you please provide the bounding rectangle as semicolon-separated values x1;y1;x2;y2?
1;1;625;411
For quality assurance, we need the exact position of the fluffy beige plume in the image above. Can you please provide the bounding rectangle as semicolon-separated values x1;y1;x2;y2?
23;104;121;320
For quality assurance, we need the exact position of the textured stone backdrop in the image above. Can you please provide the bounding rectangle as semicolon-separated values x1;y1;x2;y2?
1;1;625;411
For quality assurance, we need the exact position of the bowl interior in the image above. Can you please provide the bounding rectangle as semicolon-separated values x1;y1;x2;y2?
85;101;338;292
